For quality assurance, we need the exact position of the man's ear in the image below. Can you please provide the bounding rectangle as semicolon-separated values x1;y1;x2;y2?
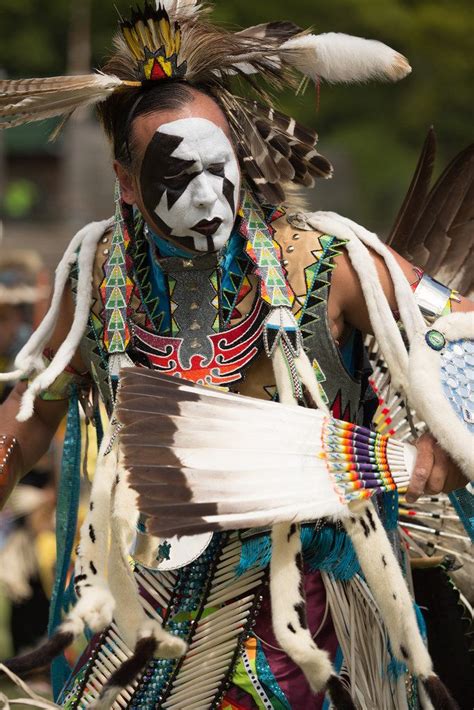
113;160;137;204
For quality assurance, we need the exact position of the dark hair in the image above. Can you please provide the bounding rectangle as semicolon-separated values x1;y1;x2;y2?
97;80;221;169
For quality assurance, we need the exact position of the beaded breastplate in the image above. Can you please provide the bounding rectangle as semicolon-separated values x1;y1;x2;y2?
131;251;266;386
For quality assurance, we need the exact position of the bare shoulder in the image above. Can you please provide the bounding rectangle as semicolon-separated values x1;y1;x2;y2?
279;210;399;335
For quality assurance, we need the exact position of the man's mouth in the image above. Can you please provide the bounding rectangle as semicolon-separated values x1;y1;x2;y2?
191;218;223;236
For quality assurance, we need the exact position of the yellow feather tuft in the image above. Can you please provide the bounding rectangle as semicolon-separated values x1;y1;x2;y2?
175;27;182;55
158;16;173;57
122;27;144;60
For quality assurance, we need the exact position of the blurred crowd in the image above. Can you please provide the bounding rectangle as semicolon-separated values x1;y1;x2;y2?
0;245;56;694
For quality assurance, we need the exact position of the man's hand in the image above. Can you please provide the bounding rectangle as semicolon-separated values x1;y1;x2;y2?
405;432;469;503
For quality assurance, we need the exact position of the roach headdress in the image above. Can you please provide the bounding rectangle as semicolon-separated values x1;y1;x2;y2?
0;0;411;203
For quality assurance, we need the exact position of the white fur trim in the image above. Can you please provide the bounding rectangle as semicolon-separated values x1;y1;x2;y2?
0;367;25;383
73;427;119;605
408;312;474;479
108;454;187;656
270;522;334;692
345;500;433;677
1;219;110;385
61;615;86;639
69;585;116;634
16;218;113;421
281;33;411;84
90;687;118;710
435;310;474;341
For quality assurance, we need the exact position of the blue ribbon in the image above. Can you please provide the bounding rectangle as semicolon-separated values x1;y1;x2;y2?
48;389;82;700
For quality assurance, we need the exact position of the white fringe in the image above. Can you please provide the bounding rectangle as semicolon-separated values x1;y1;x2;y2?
294;348;330;415
15;219;113;422
271;344;299;406
322;575;410;710
69;425;119;634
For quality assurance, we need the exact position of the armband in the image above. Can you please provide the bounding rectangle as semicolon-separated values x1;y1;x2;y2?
411;268;461;323
0;435;23;509
33;348;91;401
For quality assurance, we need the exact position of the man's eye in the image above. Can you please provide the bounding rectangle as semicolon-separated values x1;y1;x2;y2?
207;163;224;177
164;174;189;189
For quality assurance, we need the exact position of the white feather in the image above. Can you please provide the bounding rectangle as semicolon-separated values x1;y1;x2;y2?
280;32;411;84
157;0;201;19
0;74;123;129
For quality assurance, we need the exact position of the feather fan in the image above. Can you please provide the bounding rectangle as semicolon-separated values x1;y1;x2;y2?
117;368;416;538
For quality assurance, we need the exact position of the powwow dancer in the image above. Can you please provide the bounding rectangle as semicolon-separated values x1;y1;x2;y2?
0;2;473;708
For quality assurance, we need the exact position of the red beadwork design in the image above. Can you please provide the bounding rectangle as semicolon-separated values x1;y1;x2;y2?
133;298;264;385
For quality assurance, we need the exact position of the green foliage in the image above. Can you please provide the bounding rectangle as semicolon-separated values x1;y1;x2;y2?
0;0;471;228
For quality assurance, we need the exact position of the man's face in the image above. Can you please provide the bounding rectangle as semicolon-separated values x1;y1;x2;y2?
139;117;240;253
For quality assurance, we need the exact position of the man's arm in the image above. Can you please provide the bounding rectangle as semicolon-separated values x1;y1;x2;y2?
329;246;473;339
329;246;473;500
0;284;86;508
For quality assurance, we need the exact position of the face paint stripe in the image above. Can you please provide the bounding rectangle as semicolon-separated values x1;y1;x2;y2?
166;170;202;210
140;131;195;213
223;177;235;215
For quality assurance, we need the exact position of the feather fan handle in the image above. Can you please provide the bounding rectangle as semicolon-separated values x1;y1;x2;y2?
279;32;411;84
117;369;416;538
0;73;135;130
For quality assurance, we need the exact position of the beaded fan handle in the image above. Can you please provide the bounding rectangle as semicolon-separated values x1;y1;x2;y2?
321;419;415;502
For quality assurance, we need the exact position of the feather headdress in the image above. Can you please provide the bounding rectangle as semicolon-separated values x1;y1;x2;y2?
0;1;411;202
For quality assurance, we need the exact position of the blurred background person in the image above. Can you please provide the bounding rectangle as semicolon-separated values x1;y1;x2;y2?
0;248;56;696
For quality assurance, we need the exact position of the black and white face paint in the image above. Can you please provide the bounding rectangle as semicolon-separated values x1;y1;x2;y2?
139;117;240;253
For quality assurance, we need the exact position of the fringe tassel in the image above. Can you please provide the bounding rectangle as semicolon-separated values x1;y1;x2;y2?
323;573;410;709
236;533;273;575
237;524;361;580
303;526;359;580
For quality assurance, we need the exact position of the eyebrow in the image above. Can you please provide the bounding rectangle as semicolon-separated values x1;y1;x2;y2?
163;166;199;178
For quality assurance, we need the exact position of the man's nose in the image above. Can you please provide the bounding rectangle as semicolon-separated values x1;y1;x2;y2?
191;173;216;208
